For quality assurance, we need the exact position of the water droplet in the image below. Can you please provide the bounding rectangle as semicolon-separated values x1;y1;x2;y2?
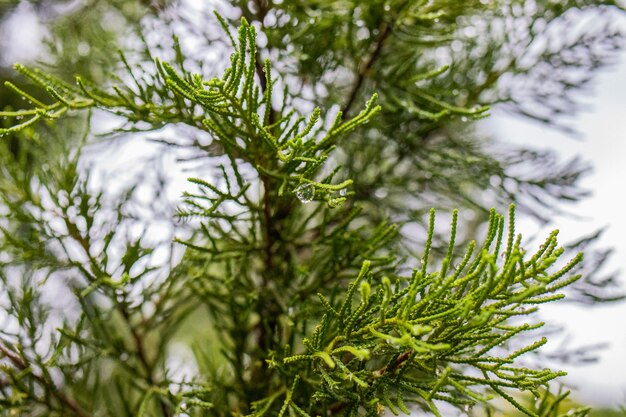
434;18;440;23
374;189;388;199
461;116;468;122
120;353;129;361
295;184;314;203
77;42;91;57
288;307;294;315
339;188;347;196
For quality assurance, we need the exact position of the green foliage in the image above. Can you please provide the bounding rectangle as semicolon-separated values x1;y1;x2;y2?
277;207;583;417
0;1;624;417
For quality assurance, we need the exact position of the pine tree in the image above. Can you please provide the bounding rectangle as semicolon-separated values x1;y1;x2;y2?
0;1;624;416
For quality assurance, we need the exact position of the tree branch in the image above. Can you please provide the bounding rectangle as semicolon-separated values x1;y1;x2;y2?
0;341;91;417
342;22;392;118
118;306;172;417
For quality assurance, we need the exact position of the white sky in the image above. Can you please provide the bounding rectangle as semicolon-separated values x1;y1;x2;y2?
490;49;626;406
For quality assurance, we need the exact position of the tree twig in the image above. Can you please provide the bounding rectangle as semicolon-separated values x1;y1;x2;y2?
0;341;91;417
342;22;392;118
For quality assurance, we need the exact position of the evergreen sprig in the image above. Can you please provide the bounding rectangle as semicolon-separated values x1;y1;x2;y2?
280;205;580;417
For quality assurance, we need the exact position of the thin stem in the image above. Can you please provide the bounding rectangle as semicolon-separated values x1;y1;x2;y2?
262;177;275;276
62;210;171;416
242;0;277;126
118;306;172;417
0;342;91;417
342;22;392;118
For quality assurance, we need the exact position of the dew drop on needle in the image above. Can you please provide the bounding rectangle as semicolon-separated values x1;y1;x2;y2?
295;184;314;203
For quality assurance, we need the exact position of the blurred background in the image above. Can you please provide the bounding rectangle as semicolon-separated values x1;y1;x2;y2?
492;49;626;406
488;8;626;405
1;0;625;412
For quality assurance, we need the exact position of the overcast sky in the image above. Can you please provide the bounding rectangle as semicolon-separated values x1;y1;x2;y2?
490;45;626;406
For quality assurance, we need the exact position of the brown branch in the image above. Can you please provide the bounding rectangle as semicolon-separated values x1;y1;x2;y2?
261;176;275;275
342;22;392;118
242;0;277;126
0;342;91;417
118;307;172;417
60;210;171;416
